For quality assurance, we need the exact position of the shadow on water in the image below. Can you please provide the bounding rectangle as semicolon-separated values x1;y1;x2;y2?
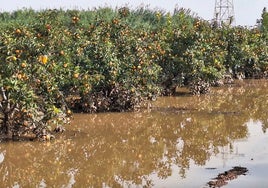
0;80;268;187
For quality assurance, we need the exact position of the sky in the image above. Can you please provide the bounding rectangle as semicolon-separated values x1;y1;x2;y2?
1;0;267;26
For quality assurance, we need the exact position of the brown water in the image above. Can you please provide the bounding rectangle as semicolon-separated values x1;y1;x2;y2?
1;80;268;187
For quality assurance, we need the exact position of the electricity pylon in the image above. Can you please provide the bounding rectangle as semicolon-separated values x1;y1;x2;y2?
214;0;235;27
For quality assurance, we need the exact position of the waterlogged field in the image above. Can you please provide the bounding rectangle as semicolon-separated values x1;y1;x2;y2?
0;79;268;187
1;8;267;139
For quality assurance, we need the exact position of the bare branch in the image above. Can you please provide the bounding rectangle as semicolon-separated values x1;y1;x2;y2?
10;103;19;120
0;87;7;101
9;103;18;113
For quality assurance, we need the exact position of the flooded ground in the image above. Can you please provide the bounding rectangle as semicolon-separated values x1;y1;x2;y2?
0;79;268;187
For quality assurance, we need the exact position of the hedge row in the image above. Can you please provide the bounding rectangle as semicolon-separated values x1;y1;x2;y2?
0;7;267;139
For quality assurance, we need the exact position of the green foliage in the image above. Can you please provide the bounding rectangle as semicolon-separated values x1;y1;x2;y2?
223;26;268;78
0;25;70;140
0;7;267;139
259;7;268;33
70;19;161;112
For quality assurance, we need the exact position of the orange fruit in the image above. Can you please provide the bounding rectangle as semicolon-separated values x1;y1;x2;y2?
15;29;21;34
17;74;22;79
45;24;51;30
73;73;79;78
59;50;65;56
39;55;48;64
21;62;27;68
23;121;29;126
11;56;17;61
72;16;79;23
67;110;72;115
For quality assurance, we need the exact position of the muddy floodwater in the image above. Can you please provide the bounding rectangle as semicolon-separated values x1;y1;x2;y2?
1;80;268;187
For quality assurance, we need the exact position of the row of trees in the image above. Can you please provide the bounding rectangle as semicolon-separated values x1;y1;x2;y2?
0;7;267;139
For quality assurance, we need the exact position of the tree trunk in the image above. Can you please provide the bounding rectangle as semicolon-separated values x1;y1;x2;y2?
3;113;12;139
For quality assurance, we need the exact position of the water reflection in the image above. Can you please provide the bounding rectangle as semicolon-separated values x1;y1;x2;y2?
0;80;267;187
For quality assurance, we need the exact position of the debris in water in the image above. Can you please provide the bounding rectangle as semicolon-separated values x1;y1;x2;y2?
207;166;248;187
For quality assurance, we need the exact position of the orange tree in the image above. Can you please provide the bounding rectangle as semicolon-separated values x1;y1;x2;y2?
69;16;162;112
244;28;268;77
223;26;268;78
183;20;226;94
0;20;70;140
151;10;227;95
1;7;267;140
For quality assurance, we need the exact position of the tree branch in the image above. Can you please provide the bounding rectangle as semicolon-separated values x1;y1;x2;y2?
1;86;7;101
